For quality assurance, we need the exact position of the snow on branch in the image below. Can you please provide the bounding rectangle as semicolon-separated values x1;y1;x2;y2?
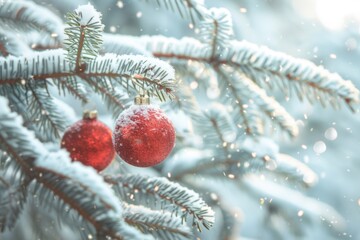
274;153;318;187
142;35;211;61
242;175;345;234
222;67;299;137
0;1;63;42
0;97;47;157
0;175;28;231
141;0;207;25
103;34;151;57
27;84;71;140
84;79;131;118
138;35;360;110
226;40;360;110
198;103;237;149
35;152;152;240
167;84;201;116
199;8;233;57
105;174;215;231
0;49;177;101
163;148;266;181
217;68;265;136
64;3;104;70
0;30;31;57
123;204;192;239
56;77;89;103
87;53;176;101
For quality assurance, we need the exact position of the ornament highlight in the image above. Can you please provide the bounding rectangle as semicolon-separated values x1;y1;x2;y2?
61;110;115;171
114;95;175;167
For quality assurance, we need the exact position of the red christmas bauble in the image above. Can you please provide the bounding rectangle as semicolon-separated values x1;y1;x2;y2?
61;111;115;171
113;104;175;167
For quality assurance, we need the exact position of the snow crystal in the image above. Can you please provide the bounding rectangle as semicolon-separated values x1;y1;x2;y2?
116;1;124;8
190;81;198;89
136;11;142;18
76;3;102;25
109;26;116;33
240;7;247;13
313;141;326;154
324;127;337;141
297;210;304;217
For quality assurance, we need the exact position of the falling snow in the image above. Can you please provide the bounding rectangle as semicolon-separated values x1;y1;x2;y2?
313;141;327;154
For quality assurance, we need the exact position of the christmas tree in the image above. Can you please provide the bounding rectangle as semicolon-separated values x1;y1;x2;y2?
0;0;359;239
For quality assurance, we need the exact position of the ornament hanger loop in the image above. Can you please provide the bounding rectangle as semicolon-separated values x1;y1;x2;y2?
83;110;98;119
134;90;150;105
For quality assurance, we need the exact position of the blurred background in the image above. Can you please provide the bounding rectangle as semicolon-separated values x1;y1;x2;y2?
30;0;360;239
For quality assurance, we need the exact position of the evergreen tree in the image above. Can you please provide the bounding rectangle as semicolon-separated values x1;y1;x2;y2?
0;1;358;239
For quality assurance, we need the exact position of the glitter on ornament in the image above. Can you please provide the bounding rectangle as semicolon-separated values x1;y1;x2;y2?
61;110;115;171
113;96;175;167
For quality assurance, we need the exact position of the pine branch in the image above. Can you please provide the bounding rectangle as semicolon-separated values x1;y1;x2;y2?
142;35;212;61
34;158;152;240
165;149;267;180
0;97;152;240
274;153;318;187
64;4;104;70
103;34;151;56
27;83;70;140
22;31;61;51
241;175;345;235
0;175;29;232
167;84;201;115
216;67;265;136
0;49;176;101
123;204;193;239
105;174;215;231
141;0;207;25
137;35;359;110
56;77;89;104
179;178;243;240
83;77;130;118
218;204;240;240
0;1;63;42
199;103;237;150
226;40;360;110
199;8;233;59
0;30;31;57
220;67;299;137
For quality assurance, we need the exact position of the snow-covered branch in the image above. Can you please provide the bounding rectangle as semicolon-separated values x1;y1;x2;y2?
0;49;177;101
105;174;215;231
123;204;192;239
136;35;359;110
140;0;208;25
0;1;63;42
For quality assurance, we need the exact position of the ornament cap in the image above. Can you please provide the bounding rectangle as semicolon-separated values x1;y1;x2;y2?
134;95;150;105
83;110;98;120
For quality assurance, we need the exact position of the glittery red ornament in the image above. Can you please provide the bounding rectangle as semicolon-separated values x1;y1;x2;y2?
61;111;115;171
113;98;175;167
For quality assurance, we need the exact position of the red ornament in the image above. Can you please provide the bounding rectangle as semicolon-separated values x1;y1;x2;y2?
61;111;115;171
113;97;175;167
